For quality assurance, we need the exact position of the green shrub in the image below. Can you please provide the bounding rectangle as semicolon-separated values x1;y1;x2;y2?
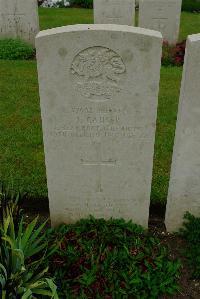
46;217;181;298
0;191;58;298
0;183;24;223
162;41;186;67
162;42;175;66
71;0;93;8
180;212;200;279
182;0;200;12
0;39;35;60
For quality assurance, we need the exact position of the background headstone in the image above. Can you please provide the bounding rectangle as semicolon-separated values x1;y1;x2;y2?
94;0;135;25
139;0;182;44
0;0;39;45
166;34;200;232
36;24;162;227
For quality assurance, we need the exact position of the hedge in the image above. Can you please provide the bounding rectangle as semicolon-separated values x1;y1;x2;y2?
182;0;200;11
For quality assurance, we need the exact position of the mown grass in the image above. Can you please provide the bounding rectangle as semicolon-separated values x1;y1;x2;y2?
179;11;200;41
39;8;93;30
0;60;46;198
0;9;199;203
151;67;182;203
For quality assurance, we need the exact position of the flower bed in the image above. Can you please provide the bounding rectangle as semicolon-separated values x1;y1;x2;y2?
1;188;200;298
162;40;186;67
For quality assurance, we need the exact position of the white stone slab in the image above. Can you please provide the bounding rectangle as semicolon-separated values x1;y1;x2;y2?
0;0;39;45
139;0;182;44
36;24;162;227
94;0;135;25
166;34;200;232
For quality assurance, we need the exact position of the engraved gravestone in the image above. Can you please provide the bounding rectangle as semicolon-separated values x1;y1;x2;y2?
139;0;182;44
0;0;39;45
166;34;200;232
36;24;162;227
94;0;135;25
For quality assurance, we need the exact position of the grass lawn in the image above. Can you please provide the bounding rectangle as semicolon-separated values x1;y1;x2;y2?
39;8;93;30
0;8;199;203
179;11;200;41
0;60;46;198
152;67;182;203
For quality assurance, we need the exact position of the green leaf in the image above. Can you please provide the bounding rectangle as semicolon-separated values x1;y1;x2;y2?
28;267;49;284
45;278;58;298
28;219;48;245
0;274;6;288
32;289;55;297
0;263;7;279
2;236;16;249
21;217;38;250
21;289;32;299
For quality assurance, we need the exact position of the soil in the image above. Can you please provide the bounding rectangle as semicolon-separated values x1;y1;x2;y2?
22;199;200;299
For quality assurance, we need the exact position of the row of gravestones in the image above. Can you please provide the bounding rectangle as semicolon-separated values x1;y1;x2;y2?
0;0;182;45
1;0;200;231
36;25;200;232
95;0;182;44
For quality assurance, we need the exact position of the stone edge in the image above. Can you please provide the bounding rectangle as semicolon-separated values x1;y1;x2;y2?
36;24;162;40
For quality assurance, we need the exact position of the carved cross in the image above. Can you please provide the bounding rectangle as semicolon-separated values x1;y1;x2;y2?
81;142;116;192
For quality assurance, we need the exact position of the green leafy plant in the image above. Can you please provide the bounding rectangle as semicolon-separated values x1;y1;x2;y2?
0;191;58;298
46;217;181;298
0;39;35;60
180;212;200;279
0;184;24;226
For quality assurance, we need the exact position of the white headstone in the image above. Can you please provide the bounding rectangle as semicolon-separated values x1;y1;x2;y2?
166;34;200;232
36;24;162;227
139;0;182;44
0;0;39;45
94;0;135;25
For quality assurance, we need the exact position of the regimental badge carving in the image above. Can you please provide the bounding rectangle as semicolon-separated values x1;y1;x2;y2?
71;46;126;101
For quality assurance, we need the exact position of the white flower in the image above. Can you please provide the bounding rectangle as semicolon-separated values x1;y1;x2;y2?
64;0;70;6
41;0;71;8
